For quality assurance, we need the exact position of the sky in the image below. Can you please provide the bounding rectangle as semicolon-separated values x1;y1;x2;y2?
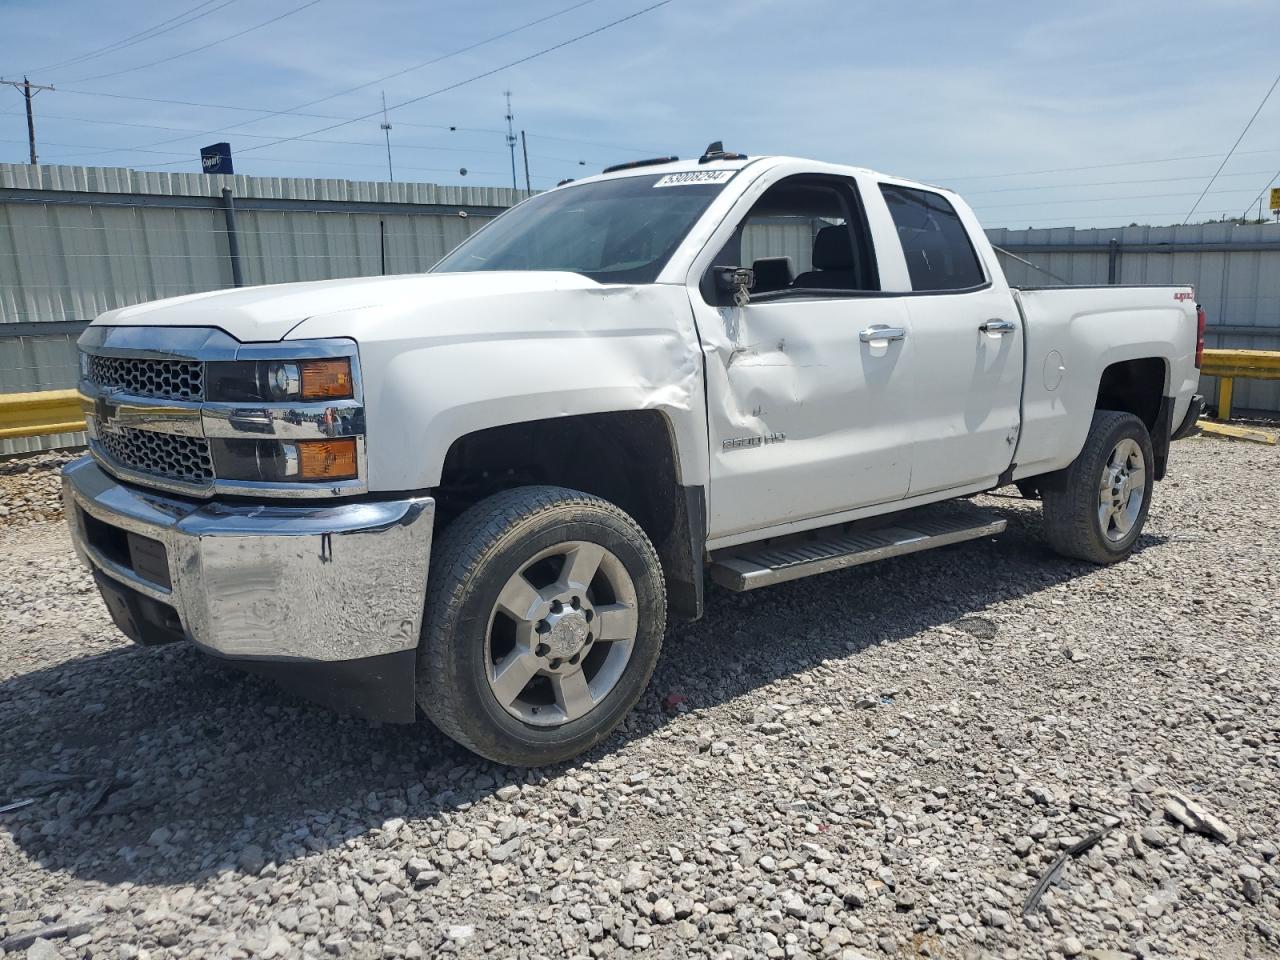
1;0;1278;229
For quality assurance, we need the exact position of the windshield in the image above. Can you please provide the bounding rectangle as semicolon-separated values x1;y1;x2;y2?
431;172;733;284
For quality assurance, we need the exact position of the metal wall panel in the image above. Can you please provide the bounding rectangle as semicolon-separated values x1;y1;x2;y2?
0;162;520;454
741;222;817;275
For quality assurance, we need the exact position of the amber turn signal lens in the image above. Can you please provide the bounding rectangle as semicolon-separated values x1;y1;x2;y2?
297;438;358;480
299;359;353;400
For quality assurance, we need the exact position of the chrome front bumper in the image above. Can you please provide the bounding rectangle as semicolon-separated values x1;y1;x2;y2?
63;456;434;664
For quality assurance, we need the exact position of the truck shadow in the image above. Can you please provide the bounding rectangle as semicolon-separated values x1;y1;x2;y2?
0;501;1167;887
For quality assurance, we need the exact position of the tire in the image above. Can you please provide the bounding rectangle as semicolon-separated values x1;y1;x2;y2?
1042;410;1154;564
417;485;666;766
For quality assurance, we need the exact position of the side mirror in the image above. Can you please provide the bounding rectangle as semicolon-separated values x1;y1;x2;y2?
713;266;755;307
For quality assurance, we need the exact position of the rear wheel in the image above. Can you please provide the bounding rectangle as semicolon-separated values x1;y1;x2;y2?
418;485;666;766
1042;410;1154;564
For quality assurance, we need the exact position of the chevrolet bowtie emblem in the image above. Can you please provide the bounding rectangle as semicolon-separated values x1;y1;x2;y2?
95;394;119;428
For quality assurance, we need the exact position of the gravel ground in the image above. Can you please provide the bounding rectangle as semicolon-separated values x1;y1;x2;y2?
0;452;79;526
1;435;1277;960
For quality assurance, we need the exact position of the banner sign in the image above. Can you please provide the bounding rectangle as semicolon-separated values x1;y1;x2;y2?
201;143;234;175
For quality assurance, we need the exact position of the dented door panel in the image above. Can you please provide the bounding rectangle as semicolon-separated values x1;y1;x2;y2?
694;296;915;539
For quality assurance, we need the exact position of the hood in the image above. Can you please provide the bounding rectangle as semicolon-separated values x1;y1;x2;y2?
91;271;604;343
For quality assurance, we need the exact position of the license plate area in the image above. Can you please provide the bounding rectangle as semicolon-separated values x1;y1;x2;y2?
79;508;172;590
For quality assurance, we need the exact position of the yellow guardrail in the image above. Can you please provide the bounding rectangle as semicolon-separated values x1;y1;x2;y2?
1198;421;1277;445
0;348;1276;443
0;389;85;441
1200;348;1280;421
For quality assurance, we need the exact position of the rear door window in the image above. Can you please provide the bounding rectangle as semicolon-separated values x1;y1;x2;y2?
879;184;986;292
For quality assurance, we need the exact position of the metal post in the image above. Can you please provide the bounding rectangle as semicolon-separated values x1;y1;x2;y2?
1107;237;1119;284
504;91;518;190
521;130;531;193
220;187;245;288
1218;377;1234;421
23;78;36;165
2;76;54;164
379;91;394;182
379;218;387;276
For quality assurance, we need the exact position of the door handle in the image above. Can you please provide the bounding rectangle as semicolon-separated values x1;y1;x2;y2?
980;318;1017;334
859;325;906;343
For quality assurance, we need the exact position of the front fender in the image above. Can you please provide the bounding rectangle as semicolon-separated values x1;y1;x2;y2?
289;283;708;491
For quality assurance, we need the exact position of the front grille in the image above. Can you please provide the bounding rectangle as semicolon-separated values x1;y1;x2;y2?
87;355;203;401
96;427;214;486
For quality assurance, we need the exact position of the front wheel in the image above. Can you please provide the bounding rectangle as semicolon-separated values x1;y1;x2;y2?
417;485;666;766
1042;410;1155;564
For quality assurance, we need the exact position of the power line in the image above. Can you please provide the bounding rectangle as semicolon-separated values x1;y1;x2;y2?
21;119;515;158
46;88;660;155
24;112;592;163
50;88;446;124
65;0;326;84
117;0;603;155
985;207;1242;226
962;169;1277;196
14;110;609;175
23;1;238;74
50;89;507;139
1183;69;1280;224
929;147;1280;183
974;187;1257;211
236;0;675;156
525;131;664;154
6;135;511;176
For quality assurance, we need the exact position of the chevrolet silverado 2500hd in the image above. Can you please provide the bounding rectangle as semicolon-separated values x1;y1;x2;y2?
64;147;1205;765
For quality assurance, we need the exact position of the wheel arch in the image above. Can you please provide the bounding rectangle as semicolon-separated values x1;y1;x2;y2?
433;409;706;620
1094;356;1173;480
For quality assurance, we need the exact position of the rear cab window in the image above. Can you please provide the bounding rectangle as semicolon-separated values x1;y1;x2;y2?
879;184;987;292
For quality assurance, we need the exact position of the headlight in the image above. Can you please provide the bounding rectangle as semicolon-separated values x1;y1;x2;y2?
211;438;359;483
202;349;362;487
266;362;300;400
207;358;354;402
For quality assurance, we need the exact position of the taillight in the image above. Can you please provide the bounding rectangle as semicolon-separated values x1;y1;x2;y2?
1195;305;1206;369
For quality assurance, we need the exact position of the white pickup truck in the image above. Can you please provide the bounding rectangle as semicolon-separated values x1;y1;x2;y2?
64;145;1204;765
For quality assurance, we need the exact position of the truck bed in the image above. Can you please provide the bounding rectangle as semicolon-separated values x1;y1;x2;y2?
1009;283;1200;480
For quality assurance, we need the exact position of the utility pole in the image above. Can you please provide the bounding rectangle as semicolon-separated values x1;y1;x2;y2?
379;90;394;182
504;91;517;190
1;76;54;164
520;130;531;193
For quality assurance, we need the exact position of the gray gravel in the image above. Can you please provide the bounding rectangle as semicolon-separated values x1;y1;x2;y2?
1;434;1278;960
0;451;78;527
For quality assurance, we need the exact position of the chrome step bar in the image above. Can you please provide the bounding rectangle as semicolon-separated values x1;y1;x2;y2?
709;509;1007;592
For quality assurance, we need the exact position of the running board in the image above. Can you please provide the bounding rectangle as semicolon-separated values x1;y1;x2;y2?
710;510;1006;592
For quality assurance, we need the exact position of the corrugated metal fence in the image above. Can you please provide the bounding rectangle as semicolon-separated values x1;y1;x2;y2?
4;163;1280;456
991;222;1280;415
0;162;522;453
